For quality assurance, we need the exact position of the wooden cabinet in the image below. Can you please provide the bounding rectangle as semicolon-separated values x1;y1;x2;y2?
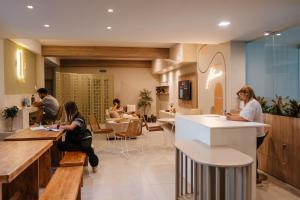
258;114;300;188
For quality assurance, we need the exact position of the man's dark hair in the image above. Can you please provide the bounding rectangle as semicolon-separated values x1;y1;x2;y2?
113;98;120;105
37;88;48;94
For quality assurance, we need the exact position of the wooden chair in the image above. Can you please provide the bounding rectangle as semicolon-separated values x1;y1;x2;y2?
89;115;114;135
115;119;144;157
43;106;63;125
89;115;115;153
55;105;63;122
142;116;163;132
39;166;83;200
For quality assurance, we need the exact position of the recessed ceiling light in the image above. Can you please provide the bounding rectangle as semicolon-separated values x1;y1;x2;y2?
27;5;34;9
44;24;50;28
276;33;281;36
106;26;112;30
107;8;114;13
264;32;270;36
218;21;231;27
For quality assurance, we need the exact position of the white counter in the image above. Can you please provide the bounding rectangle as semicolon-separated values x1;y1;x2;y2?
175;114;267;200
14;107;38;130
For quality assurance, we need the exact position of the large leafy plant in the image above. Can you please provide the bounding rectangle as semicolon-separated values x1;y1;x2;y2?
2;106;19;131
269;95;289;116
256;96;270;113
286;99;300;118
137;89;153;115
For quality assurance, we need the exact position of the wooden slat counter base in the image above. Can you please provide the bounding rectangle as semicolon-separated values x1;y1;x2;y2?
4;128;64;167
39;166;83;200
0;140;53;200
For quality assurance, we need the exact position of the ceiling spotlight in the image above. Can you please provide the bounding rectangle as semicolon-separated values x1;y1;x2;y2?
276;33;281;36
27;5;34;9
44;24;50;28
107;8;114;13
264;32;270;36
218;21;231;27
106;26;112;30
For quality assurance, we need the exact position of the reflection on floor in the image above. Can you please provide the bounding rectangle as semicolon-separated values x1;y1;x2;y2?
82;129;300;200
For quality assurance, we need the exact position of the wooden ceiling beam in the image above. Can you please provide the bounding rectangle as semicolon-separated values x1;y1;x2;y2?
42;46;169;59
60;59;152;68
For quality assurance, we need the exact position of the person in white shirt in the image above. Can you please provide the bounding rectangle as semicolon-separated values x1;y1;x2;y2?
226;85;265;184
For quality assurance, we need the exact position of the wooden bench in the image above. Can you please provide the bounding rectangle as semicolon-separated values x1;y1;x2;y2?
39;166;83;200
59;151;87;167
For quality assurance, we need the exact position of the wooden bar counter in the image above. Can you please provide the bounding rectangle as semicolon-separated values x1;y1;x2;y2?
0;140;52;200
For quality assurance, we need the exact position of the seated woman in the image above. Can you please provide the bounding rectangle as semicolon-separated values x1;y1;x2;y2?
50;101;99;172
225;85;265;184
109;98;124;118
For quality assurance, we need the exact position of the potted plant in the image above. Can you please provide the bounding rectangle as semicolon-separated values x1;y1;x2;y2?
137;89;153;120
286;99;300;118
2;106;19;132
256;96;270;113
268;95;289;116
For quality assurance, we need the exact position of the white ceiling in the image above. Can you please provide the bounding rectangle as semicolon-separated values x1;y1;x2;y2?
0;0;300;47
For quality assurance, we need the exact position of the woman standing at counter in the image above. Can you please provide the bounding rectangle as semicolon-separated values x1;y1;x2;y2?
226;85;265;184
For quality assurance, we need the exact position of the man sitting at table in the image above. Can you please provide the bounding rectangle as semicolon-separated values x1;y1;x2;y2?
33;88;60;124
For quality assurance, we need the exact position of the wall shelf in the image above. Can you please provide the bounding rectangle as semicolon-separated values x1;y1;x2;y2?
156;86;169;95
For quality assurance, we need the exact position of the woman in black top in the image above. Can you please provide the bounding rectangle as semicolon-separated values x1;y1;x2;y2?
52;101;99;171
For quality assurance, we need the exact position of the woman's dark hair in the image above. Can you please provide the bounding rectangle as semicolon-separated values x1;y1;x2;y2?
113;98;120;105
64;101;80;122
37;88;48;94
236;85;257;100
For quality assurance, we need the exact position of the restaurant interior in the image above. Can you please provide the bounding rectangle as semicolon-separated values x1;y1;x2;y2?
0;0;300;200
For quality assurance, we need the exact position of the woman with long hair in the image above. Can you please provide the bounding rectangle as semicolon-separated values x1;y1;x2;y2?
225;85;265;184
51;101;99;172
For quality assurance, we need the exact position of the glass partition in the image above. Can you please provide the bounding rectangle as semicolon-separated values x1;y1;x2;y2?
246;26;300;100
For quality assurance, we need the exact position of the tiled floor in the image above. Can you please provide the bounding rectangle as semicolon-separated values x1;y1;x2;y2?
82;129;300;200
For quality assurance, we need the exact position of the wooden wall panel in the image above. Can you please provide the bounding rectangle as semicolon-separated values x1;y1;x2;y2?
258;114;300;189
42;46;169;60
60;60;151;68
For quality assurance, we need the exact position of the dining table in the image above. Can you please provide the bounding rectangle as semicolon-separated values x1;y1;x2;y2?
0;140;52;200
106;119;130;133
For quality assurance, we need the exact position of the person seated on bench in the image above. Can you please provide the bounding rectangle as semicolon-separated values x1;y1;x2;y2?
33;88;59;124
50;101;99;172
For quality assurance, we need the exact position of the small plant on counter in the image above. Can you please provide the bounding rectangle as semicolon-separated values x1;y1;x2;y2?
286;99;300;118
269;95;289;116
2;106;19;131
256;96;270;113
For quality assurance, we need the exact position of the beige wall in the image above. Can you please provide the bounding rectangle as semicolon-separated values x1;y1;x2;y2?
0;38;44;132
157;41;246;115
197;41;246;114
60;67;160;115
159;64;197;114
4;39;37;94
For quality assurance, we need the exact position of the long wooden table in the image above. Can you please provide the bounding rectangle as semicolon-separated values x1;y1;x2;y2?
4;128;64;167
4;128;64;141
0;140;52;200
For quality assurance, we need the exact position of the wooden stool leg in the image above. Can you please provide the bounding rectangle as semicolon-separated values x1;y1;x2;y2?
39;149;52;187
2;160;39;200
76;186;81;200
84;156;88;166
51;139;63;167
